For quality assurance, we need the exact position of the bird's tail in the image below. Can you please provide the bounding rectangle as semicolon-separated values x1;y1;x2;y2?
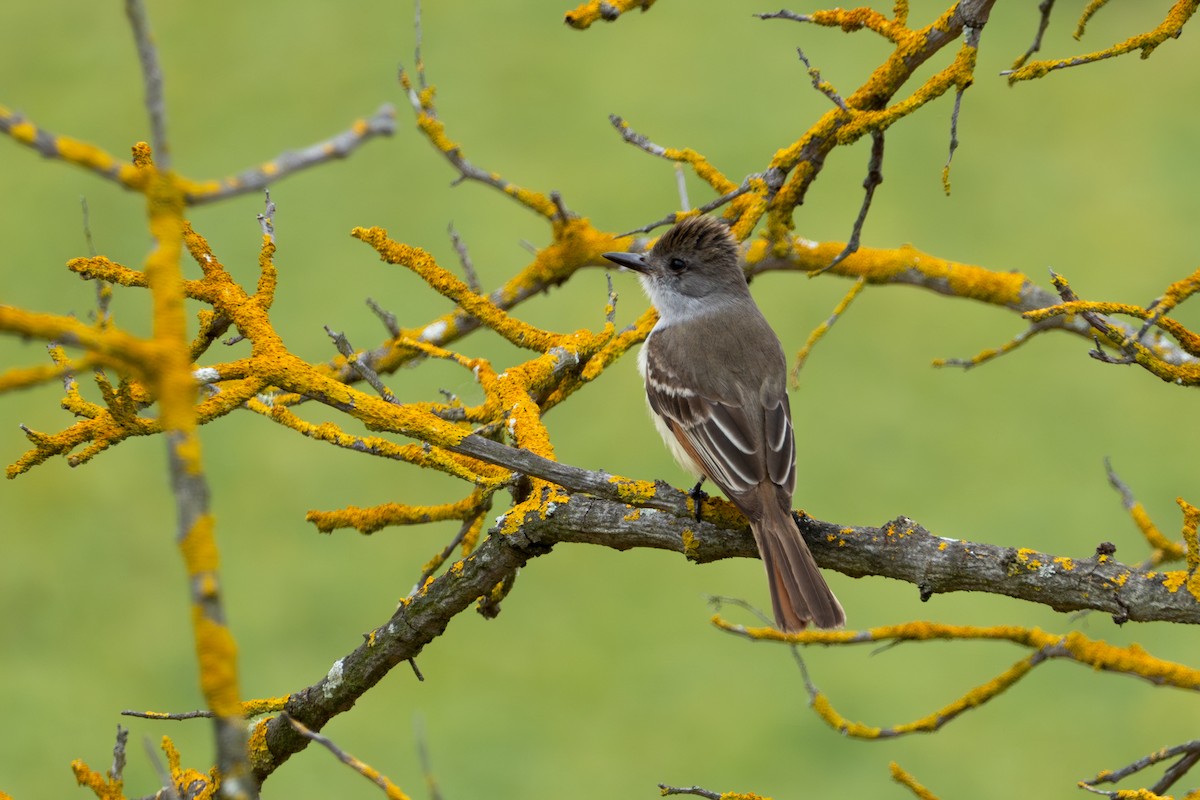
750;502;845;631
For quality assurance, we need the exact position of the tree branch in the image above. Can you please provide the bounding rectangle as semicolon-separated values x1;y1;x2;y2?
247;476;1200;780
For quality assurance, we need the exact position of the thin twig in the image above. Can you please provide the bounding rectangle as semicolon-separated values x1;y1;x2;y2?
111;726;129;783
1154;747;1200;795
80;196;98;257
550;189;573;221
324;327;398;404
414;715;444;800
658;785;722;800
608;113;669;158
189;104;396;206
414;508;488;589
1083;739;1200;791
447;223;482;293
414;0;427;90
942;83;965;194
124;0;170;169
604;271;617;326
820;131;885;275
80;197;113;327
143;737;183;800
283;713;413;799
673;162;689;210
1010;0;1057;70
366;298;402;338
796;46;849;111
754;10;813;23
620;182;753;238
122;708;215;720
1047;270;1139;364
944;23;985;193
256;189;276;242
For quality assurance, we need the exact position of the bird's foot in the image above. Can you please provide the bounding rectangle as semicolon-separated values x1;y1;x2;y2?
687;479;708;522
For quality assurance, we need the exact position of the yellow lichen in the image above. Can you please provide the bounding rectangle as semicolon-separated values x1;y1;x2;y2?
70;759;124;800
1014;548;1043;571
1163;571;1188;593
246;717;274;774
681;529;699;559
564;0;659;29
192;610;243;719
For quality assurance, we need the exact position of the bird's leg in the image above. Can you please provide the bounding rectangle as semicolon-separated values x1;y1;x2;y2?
688;478;708;522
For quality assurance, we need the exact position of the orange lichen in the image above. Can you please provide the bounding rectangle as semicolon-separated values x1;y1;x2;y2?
241;696;288;716
713;617;1200;738
610;476;658;505
247;717;274;774
70;760;124;800
563;0;658;29
307;492;488;535
1013;548;1043;572
747;237;1026;308
180;514;220;576
890;762;941;800
1007;1;1196;83
193;611;243;719
353;226;562;353
812;692;883;737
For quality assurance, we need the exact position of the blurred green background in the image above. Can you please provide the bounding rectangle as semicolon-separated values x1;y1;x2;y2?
2;2;1198;798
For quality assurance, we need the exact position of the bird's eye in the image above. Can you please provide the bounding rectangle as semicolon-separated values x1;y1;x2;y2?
667;257;687;272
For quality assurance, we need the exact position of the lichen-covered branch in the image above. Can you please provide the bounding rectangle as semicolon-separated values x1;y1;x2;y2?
891;763;941;800
0;102;395;206
715;617;1200;739
3;2;1199;798
241;481;1200;779
1005;0;1196;83
1025;270;1200;385
563;0;657;29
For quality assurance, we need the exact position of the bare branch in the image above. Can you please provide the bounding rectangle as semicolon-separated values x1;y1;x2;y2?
796;46;849;111
256;189;276;242
821;131;884;274
324;326;398;405
366;298;401;338
111;726;129;783
1010;0;1057;70
658;785;723;800
447;222;481;293
414;716;444;800
124;0;170;169
619;181;754;238
1082;739;1200;796
122;708;215;720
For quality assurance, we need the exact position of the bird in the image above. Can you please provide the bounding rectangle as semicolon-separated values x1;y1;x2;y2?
603;215;844;631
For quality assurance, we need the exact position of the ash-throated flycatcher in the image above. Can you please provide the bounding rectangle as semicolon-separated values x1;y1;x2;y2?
604;216;844;630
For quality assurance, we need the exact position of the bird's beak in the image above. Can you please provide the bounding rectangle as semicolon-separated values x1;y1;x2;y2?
602;251;649;274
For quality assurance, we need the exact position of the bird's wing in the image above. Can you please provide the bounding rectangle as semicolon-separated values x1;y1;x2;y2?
644;340;794;500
